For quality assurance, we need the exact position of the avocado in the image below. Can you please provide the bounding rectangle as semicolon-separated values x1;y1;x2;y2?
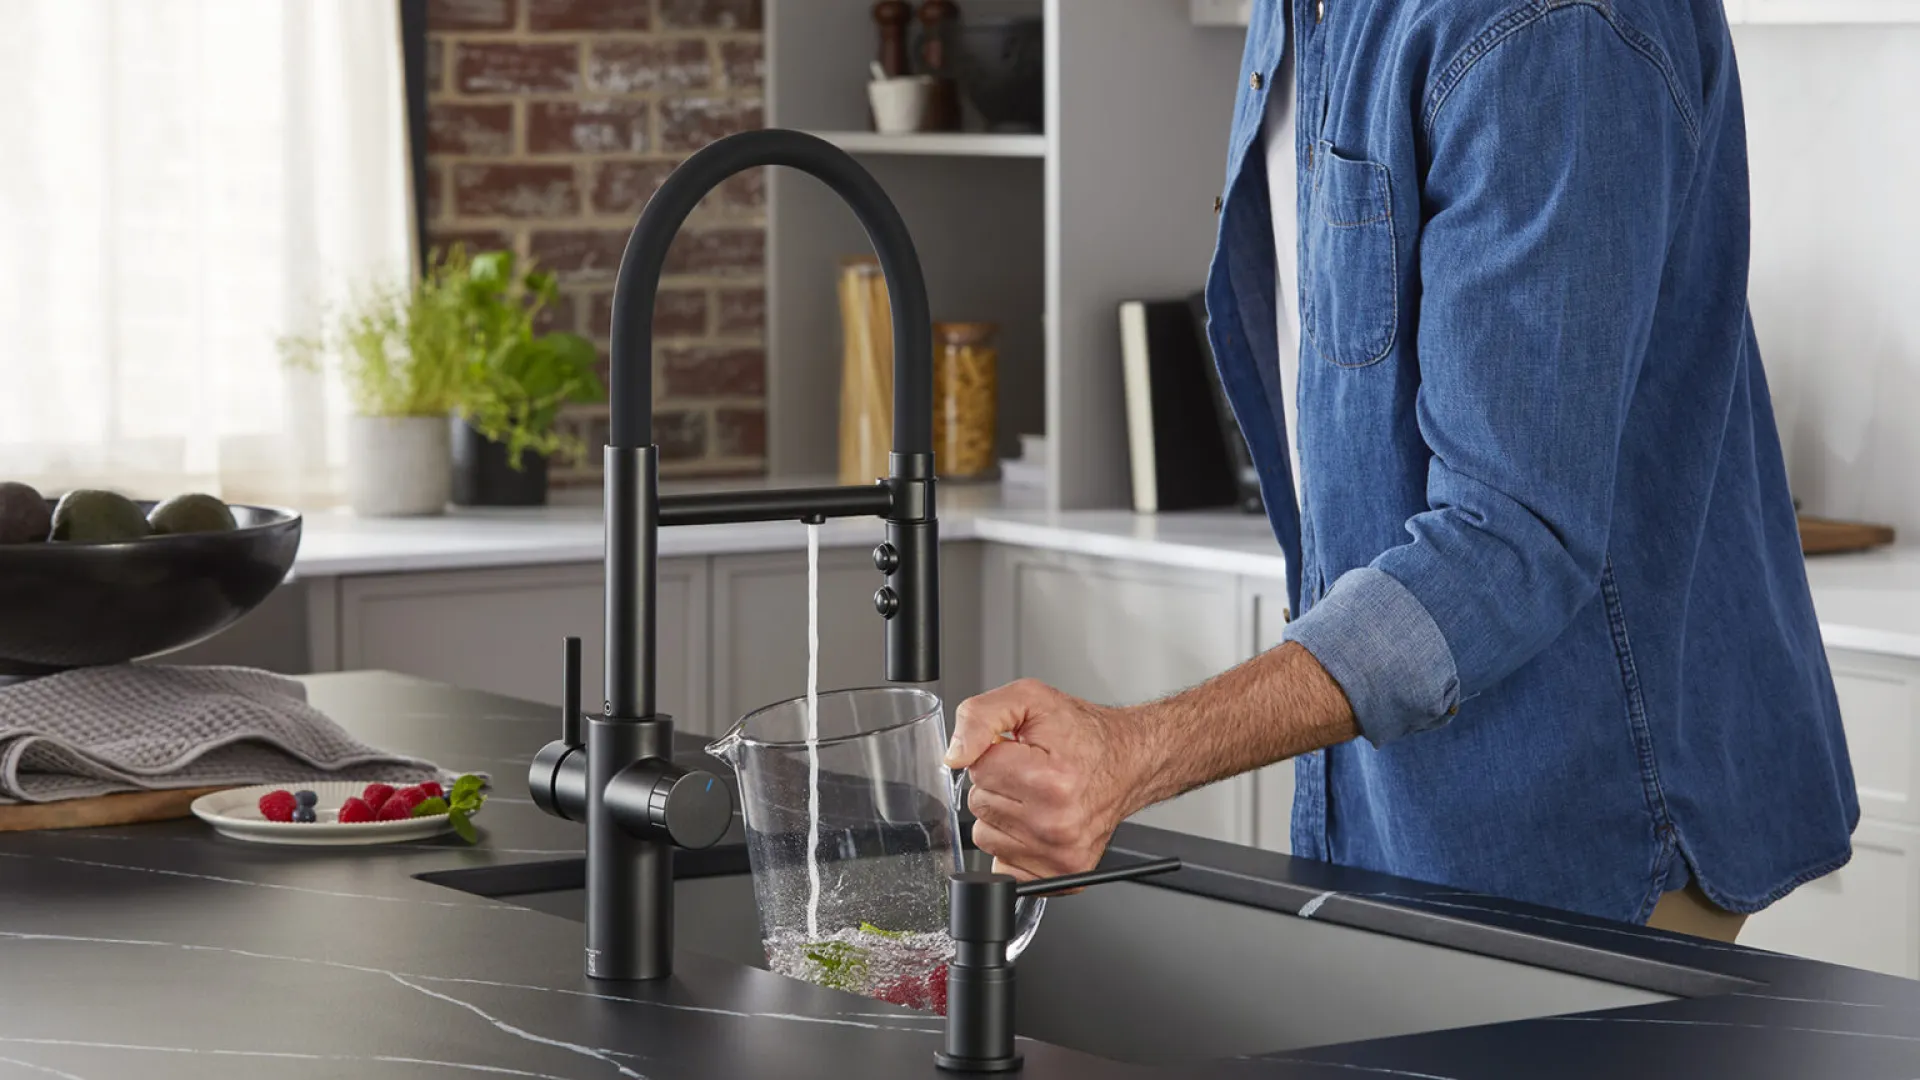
49;490;150;543
0;482;51;544
148;492;237;535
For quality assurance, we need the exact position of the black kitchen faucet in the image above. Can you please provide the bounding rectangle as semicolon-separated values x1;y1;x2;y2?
527;129;940;982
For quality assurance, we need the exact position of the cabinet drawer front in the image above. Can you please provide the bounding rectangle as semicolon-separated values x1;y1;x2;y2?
1828;649;1920;823
1739;820;1919;979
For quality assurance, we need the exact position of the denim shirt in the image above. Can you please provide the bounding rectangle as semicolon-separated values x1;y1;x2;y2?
1204;0;1857;922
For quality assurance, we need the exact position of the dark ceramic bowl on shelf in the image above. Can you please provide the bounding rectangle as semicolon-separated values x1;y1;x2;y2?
0;502;301;677
954;17;1044;133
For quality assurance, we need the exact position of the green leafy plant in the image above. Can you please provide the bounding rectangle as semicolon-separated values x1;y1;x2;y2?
281;247;604;464
411;773;489;843
449;249;604;470
801;940;872;991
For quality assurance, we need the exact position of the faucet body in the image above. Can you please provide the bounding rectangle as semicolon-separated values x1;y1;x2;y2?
529;129;940;981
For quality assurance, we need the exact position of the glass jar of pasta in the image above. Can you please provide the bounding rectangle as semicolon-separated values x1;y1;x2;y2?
933;322;998;480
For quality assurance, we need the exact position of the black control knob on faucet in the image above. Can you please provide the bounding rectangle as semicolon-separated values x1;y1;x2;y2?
936;856;1183;1073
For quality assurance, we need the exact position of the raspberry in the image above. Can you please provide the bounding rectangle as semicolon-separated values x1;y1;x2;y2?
417;780;444;799
337;797;375;824
875;977;923;1009
390;786;428;812
376;797;414;821
927;964;949;1016
257;790;297;823
361;783;395;812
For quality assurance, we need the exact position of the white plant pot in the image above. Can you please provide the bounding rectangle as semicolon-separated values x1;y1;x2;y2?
345;415;451;517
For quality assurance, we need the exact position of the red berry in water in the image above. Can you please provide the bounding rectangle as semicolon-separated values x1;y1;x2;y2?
875;977;922;1009
417;780;444;799
361;783;395;812
928;964;949;1016
257;790;297;823
376;797;414;821
337;797;376;824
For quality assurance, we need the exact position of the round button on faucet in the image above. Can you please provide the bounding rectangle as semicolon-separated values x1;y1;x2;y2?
874;586;900;618
872;542;900;574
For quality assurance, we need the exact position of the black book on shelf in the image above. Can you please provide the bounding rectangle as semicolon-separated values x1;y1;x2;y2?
1118;299;1239;514
1187;290;1265;515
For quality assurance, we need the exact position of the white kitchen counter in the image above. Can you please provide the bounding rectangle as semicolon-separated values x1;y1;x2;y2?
287;484;1920;661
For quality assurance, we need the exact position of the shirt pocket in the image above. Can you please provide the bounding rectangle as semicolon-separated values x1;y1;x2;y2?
1301;142;1398;369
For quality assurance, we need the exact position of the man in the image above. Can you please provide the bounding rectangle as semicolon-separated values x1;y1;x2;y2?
947;0;1856;940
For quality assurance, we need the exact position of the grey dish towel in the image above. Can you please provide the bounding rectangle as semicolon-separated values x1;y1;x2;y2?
0;666;443;803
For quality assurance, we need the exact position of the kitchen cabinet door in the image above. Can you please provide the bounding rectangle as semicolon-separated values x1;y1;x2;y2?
982;545;1252;844
709;548;889;733
1827;648;1920;825
336;560;708;732
1241;575;1298;854
1740;818;1920;979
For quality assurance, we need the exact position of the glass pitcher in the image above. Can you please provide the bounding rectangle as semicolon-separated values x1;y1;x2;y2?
705;686;1043;1013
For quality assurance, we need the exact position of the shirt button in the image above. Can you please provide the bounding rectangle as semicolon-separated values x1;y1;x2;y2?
1316;0;1326;21
1213;195;1223;214
1250;71;1264;91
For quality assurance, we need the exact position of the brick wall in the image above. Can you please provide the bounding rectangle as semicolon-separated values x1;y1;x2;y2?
425;0;768;482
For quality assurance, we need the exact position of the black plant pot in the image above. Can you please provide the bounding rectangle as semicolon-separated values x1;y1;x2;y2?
450;419;550;507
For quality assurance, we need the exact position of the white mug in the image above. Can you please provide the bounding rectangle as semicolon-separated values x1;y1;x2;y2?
868;75;936;135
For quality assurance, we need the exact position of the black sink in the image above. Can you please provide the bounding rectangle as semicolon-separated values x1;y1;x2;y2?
421;852;1743;1067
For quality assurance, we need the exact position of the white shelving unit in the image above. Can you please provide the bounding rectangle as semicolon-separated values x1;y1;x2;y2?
1192;0;1920;25
767;0;1242;509
807;131;1048;159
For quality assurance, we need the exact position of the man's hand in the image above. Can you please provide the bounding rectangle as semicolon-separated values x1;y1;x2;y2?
946;644;1361;883
943;679;1154;883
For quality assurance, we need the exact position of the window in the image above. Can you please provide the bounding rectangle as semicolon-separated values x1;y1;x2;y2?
0;0;413;504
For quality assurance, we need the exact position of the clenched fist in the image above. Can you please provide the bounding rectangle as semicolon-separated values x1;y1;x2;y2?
943;678;1156;883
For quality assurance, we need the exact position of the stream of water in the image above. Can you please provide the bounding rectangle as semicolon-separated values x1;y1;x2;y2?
804;520;821;940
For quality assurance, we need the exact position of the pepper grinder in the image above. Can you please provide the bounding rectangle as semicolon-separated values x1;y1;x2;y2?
917;0;962;131
936;857;1183;1073
874;1;913;78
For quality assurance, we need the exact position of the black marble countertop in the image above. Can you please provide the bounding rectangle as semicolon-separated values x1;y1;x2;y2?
1;671;1916;1080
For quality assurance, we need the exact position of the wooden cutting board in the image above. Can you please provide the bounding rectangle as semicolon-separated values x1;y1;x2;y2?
0;786;232;833
1799;515;1897;557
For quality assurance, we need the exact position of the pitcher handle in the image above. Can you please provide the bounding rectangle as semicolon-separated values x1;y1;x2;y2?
951;768;1047;959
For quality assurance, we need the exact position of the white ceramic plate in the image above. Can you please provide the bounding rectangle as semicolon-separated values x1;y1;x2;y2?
190;781;453;846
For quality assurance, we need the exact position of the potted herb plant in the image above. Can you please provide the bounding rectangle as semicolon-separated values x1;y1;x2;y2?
448;251;603;506
286;247;602;515
285;258;467;516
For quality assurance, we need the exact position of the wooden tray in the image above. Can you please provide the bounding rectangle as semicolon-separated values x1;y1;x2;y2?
0;786;231;833
1799;515;1896;557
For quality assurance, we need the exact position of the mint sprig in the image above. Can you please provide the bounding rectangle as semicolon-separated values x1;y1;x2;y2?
410;773;488;843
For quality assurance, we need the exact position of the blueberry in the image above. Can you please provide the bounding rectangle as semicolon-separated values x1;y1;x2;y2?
291;806;317;824
294;790;318;807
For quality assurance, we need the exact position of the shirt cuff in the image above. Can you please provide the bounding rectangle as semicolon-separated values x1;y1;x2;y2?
1281;567;1462;747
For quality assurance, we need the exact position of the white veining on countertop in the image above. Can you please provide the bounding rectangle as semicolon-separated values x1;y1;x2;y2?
0;930;940;1036
0;1036;580;1079
1545;1014;1920;1043
388;972;647;1080
0;1054;90;1080
0;851;523;912
1248;1058;1460;1080
1296;891;1337;919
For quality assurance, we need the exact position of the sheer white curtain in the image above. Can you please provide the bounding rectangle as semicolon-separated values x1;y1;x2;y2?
0;0;413;505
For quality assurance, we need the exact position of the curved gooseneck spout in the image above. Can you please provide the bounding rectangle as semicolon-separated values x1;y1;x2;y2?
529;129;942;982
608;128;931;454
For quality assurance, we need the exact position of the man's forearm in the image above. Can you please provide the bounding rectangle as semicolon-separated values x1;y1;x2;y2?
1119;642;1359;812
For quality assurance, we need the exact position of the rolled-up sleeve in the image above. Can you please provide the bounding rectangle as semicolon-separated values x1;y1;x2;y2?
1284;8;1697;747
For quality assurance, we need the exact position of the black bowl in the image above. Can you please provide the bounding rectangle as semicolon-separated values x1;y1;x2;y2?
0;502;302;676
955;17;1044;133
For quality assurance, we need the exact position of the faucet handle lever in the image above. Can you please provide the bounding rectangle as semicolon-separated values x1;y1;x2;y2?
1014;856;1181;898
561;636;583;747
